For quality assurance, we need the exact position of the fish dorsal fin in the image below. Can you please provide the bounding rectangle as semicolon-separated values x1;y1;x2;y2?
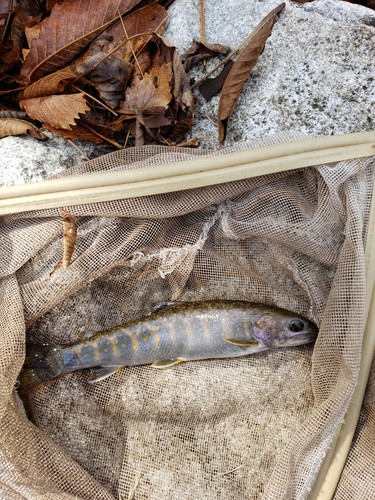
150;302;186;314
88;365;125;383
223;338;259;347
83;330;95;339
151;359;184;369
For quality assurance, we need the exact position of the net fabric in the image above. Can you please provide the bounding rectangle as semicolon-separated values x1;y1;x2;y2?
0;133;374;499
333;356;375;500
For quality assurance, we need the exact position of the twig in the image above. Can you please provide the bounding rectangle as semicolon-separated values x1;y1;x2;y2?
82;122;124;149
215;464;246;477
118;9;144;78
191;2;285;91
67;139;90;161
200;0;206;67
204;111;217;127
71;85;118;116
132;15;168;64
124;126;131;148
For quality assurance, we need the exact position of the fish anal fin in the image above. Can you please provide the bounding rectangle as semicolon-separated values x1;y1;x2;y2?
151;359;184;369
88;365;125;383
224;338;259;347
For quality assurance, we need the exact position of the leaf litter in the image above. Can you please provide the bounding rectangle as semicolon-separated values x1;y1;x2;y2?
0;0;285;149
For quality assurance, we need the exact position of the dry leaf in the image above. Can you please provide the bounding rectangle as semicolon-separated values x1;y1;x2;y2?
0;117;46;139
199;60;234;101
20;92;89;129
18;66;78;100
105;3;167;60
43;122;103;143
0;0;15;45
121;62;173;144
180;41;230;72
0;102;27;119
20;0;142;82
123;63;173;112
218;3;285;147
50;208;77;275
75;32;133;109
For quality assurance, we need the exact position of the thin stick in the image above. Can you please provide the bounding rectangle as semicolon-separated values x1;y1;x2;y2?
124;126;131;148
71;85;118;116
191;2;285;91
67;139;91;161
204;111;217;127
215;464;246;477
118;9;144;78
132;15;168;63
200;0;206;67
82;123;124;149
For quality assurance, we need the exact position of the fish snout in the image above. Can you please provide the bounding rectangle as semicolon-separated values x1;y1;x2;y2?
252;314;318;348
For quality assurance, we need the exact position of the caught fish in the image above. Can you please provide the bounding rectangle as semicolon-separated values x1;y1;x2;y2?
19;300;318;394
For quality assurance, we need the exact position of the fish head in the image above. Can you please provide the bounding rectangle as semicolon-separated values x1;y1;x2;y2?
252;309;318;348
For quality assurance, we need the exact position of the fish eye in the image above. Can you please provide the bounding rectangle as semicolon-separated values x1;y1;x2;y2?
288;318;305;333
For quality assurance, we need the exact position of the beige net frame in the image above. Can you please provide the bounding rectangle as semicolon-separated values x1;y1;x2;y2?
0;132;375;499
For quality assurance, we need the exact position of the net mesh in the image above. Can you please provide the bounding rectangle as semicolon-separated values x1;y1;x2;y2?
1;133;374;499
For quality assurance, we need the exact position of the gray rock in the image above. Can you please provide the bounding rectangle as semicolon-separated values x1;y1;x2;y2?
0;131;94;186
164;0;375;148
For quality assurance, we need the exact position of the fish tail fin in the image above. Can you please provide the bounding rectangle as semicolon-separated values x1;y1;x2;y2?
19;343;61;395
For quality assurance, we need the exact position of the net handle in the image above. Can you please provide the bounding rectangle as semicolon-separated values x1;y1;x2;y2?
0;132;374;214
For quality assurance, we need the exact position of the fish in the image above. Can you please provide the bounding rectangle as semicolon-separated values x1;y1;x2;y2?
19;300;318;394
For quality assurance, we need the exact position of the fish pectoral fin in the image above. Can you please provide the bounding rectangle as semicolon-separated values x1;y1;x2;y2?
223;338;260;347
151;359;184;369
88;365;125;383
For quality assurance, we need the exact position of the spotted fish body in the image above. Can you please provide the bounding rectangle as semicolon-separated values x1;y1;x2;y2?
20;300;318;393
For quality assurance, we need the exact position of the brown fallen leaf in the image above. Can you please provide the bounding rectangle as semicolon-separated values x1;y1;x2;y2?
20;0;142;82
50;208;77;275
121;62;173;144
105;3;167;61
43;122;104;143
20;92;89;130
18;66;79;100
218;3;285;147
0;0;14;45
0;102;27;119
123;63;172;111
199;60;234;101
0;117;46;139
75;32;133;109
180;41;230;72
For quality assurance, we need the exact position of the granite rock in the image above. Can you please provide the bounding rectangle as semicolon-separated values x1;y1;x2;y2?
165;0;375;148
1;0;375;184
0;131;94;186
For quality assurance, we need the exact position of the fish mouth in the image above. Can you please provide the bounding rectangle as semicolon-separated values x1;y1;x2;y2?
283;330;317;347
